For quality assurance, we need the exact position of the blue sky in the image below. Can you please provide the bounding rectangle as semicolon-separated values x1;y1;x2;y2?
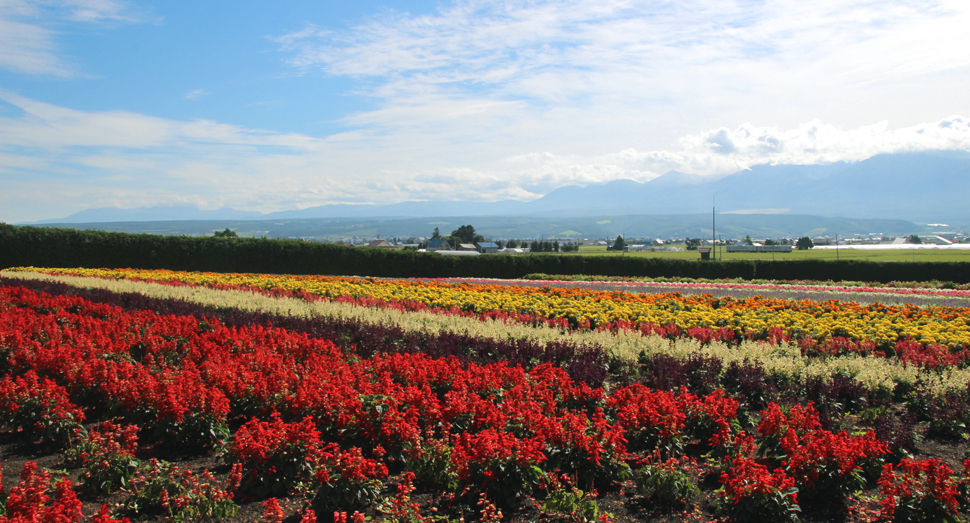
1;0;969;223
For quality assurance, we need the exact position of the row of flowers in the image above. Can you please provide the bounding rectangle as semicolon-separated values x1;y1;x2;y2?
9;270;970;407
9;267;970;370
516;273;970;297
452;277;970;309
1;283;968;521
7;271;967;442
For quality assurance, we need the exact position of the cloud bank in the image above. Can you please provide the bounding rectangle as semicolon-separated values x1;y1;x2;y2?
275;0;970;144
1;88;968;222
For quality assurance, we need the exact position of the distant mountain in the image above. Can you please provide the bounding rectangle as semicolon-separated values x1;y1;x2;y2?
30;150;970;225
264;200;529;220
36;204;265;224
527;151;970;221
28;213;926;240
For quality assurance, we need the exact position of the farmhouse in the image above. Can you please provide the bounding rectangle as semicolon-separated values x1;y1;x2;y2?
426;239;452;252
477;242;499;254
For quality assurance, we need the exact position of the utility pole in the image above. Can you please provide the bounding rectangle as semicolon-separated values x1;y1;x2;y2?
712;197;716;260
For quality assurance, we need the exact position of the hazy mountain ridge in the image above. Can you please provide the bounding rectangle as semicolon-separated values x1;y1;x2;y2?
30;151;970;225
26;213;932;241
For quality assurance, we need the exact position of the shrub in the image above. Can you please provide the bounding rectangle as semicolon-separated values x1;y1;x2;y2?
311;444;388;514
64;421;141;495
228;412;323;498
541;474;602;522
0;462;84;523
404;436;457;490
0;371;85;447
878;458;960;522
717;456;800;523
635;456;699;509
451;429;546;510
122;459;240;522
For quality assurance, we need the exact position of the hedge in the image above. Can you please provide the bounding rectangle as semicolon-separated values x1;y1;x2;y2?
2;224;968;283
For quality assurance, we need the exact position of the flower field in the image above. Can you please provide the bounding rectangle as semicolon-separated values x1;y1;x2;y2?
3;268;970;522
11;267;970;368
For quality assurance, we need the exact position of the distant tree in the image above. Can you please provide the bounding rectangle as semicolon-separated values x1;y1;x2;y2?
795;237;814;250
451;225;484;244
764;239;777;246
612;235;626;251
744;235;754;245
507;239;517;248
908;234;923;244
530;240;540;252
496;240;505;249
213;228;238;238
431;227;442;239
553;240;560;252
684;238;701;251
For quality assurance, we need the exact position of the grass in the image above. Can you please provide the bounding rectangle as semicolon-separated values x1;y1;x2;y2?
563;246;970;262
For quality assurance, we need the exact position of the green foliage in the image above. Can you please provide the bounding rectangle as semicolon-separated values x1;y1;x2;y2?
76;453;141;495
0;396;83;448
65;422;141;495
212;228;238;238
541;485;601;522
450;224;484;244
463;459;546;512
718;487;801;523
612;235;626;251
153;412;230;454
405;439;458;490
795;237;814;250
312;475;384;515
122;459;240;522
636;463;699;508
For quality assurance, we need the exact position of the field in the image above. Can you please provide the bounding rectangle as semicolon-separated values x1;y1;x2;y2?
567;246;970;262
3;266;970;522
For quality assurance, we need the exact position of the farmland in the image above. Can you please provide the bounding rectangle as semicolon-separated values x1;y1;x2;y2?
568;246;970;263
3;266;970;522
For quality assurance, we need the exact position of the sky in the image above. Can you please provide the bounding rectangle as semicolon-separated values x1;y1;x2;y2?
1;0;969;223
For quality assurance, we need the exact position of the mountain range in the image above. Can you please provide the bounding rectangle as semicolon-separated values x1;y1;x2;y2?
30;150;970;227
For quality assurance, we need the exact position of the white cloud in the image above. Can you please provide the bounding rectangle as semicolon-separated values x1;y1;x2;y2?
645;115;970;175
274;0;970;158
1;89;969;223
0;90;328;149
183;89;208;100
0;0;146;76
278;1;970;94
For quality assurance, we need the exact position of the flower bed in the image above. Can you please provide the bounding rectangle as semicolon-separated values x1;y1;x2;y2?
2;279;970;521
9;267;970;371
